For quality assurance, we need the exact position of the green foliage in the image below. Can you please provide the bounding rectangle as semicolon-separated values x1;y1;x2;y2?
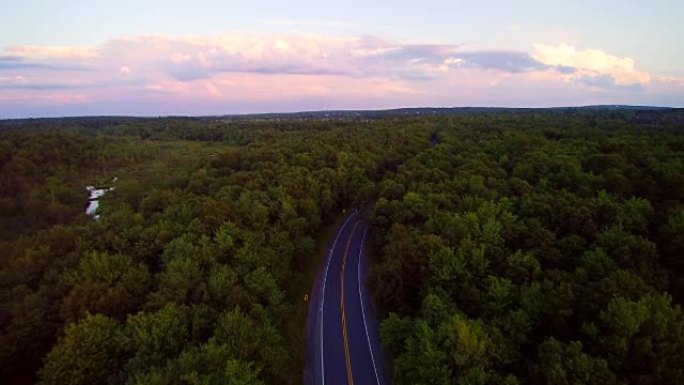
584;293;684;384
1;115;432;384
39;313;124;385
369;110;684;385
534;338;616;385
124;304;190;374
393;322;451;385
442;314;490;368
2;110;684;384
62;251;150;321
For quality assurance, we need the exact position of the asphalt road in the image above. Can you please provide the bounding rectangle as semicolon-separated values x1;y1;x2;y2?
306;212;389;385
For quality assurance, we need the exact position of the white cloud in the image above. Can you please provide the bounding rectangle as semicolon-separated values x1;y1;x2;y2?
532;43;651;86
657;76;684;87
5;45;99;60
444;58;465;66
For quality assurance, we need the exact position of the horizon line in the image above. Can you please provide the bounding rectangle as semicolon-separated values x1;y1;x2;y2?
1;104;680;122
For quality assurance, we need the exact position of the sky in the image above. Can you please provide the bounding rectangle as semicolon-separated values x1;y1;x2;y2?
1;0;683;118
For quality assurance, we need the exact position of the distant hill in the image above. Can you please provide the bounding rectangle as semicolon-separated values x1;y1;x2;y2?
0;105;680;127
573;105;673;110
213;105;676;120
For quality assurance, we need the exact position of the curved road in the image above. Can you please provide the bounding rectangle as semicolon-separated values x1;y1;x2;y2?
306;212;389;385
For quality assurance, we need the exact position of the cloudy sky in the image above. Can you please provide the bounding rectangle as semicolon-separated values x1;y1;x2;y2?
1;0;682;118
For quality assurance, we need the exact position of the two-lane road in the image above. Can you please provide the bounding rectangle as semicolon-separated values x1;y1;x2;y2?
306;212;388;385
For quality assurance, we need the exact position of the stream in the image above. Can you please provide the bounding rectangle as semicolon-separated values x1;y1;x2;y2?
85;177;116;219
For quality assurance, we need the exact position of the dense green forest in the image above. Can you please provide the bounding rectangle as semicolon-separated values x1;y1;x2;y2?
370;111;684;385
1;109;684;385
0;118;430;385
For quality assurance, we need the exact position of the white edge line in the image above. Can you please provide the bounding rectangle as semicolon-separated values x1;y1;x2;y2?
320;212;355;385
358;227;381;385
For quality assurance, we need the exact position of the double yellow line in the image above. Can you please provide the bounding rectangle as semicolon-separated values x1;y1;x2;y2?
340;220;360;385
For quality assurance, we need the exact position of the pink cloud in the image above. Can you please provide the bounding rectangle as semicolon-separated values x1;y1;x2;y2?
532;43;651;86
0;32;681;117
5;45;99;60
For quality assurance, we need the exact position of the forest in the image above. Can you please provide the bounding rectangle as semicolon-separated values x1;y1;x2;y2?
0;116;430;385
1;108;684;385
370;110;684;385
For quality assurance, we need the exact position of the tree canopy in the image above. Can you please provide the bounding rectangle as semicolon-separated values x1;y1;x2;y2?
1;109;684;384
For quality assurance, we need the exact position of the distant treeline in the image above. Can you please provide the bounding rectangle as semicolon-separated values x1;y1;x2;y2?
2;105;680;128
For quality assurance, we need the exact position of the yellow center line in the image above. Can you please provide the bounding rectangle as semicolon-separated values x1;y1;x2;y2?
340;220;360;385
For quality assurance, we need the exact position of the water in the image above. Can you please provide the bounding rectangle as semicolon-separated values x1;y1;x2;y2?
85;180;115;220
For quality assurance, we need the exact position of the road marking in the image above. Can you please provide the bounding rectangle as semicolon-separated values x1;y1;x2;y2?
357;228;381;385
341;220;360;385
320;213;355;385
